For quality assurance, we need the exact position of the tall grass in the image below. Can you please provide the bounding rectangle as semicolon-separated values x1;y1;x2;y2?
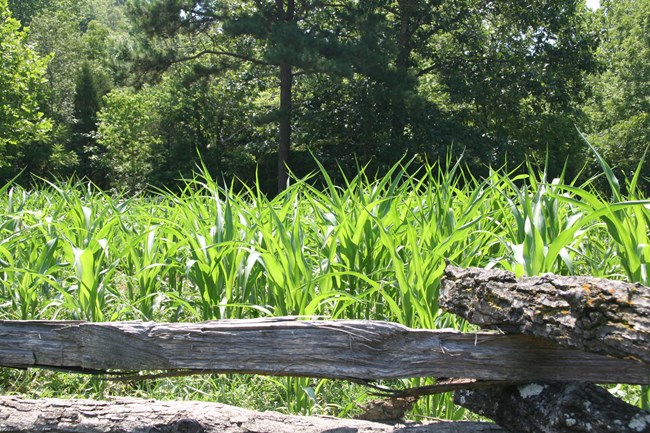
0;151;648;415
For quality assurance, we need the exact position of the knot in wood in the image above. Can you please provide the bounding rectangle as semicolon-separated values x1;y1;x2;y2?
151;418;205;433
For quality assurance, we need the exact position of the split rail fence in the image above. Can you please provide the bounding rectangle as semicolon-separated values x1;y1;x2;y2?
0;265;648;433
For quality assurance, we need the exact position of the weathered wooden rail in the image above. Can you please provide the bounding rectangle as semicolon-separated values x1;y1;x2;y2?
0;396;509;433
0;265;649;433
0;318;647;384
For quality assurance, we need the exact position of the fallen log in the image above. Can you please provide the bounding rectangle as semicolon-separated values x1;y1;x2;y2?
0;318;647;384
0;395;509;433
440;265;650;362
454;382;650;433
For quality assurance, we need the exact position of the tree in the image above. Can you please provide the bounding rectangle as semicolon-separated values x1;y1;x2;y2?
25;0;131;182
298;0;599;179
71;61;106;186
7;0;47;25
97;87;165;193
0;0;52;172
377;0;441;151
422;0;599;175
584;0;650;190
129;0;366;193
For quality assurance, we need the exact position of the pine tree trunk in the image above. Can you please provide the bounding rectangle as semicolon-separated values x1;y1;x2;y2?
275;0;295;193
277;62;292;193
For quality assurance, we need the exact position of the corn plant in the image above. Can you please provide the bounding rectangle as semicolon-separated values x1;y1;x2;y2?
1;152;649;413
0;185;64;319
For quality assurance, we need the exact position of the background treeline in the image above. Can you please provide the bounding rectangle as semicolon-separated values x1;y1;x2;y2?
1;0;648;195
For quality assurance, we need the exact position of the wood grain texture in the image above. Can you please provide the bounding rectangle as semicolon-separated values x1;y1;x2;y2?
440;265;650;363
0;396;509;433
455;382;650;433
0;318;647;383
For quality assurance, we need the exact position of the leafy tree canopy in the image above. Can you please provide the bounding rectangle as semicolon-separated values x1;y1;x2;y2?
7;0;47;25
584;0;650;187
0;0;614;194
0;0;52;168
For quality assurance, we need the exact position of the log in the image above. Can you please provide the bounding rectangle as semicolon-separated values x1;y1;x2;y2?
440;265;650;363
455;382;650;433
0;318;647;384
0;395;509;433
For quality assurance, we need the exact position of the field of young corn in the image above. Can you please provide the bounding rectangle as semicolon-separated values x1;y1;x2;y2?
0;147;648;418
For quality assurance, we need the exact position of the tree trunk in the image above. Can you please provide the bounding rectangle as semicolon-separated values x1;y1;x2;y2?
439;265;650;363
0;395;509;433
389;0;414;149
277;64;291;190
0;318;646;384
455;382;650;433
277;62;292;193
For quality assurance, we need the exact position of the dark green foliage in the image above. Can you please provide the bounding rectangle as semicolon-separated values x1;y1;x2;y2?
74;63;102;141
1;0;635;195
423;0;599;178
7;0;46;25
293;0;599;182
584;0;650;193
71;62;108;186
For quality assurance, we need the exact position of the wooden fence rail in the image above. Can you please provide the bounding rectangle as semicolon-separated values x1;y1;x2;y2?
1;265;649;433
0;396;509;433
0;318;647;384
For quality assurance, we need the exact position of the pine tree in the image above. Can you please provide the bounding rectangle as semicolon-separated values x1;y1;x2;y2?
129;0;363;193
72;61;108;186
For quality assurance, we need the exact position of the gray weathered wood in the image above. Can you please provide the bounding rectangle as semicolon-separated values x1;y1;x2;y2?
0;395;509;433
455;382;650;433
440;265;650;363
0;318;647;383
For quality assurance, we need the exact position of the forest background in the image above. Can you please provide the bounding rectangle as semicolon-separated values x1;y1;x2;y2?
1;0;648;195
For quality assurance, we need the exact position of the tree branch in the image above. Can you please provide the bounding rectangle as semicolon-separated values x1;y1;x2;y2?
170;49;271;67
416;63;437;77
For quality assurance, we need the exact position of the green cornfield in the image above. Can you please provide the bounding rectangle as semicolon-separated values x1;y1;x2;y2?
1;147;648;418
